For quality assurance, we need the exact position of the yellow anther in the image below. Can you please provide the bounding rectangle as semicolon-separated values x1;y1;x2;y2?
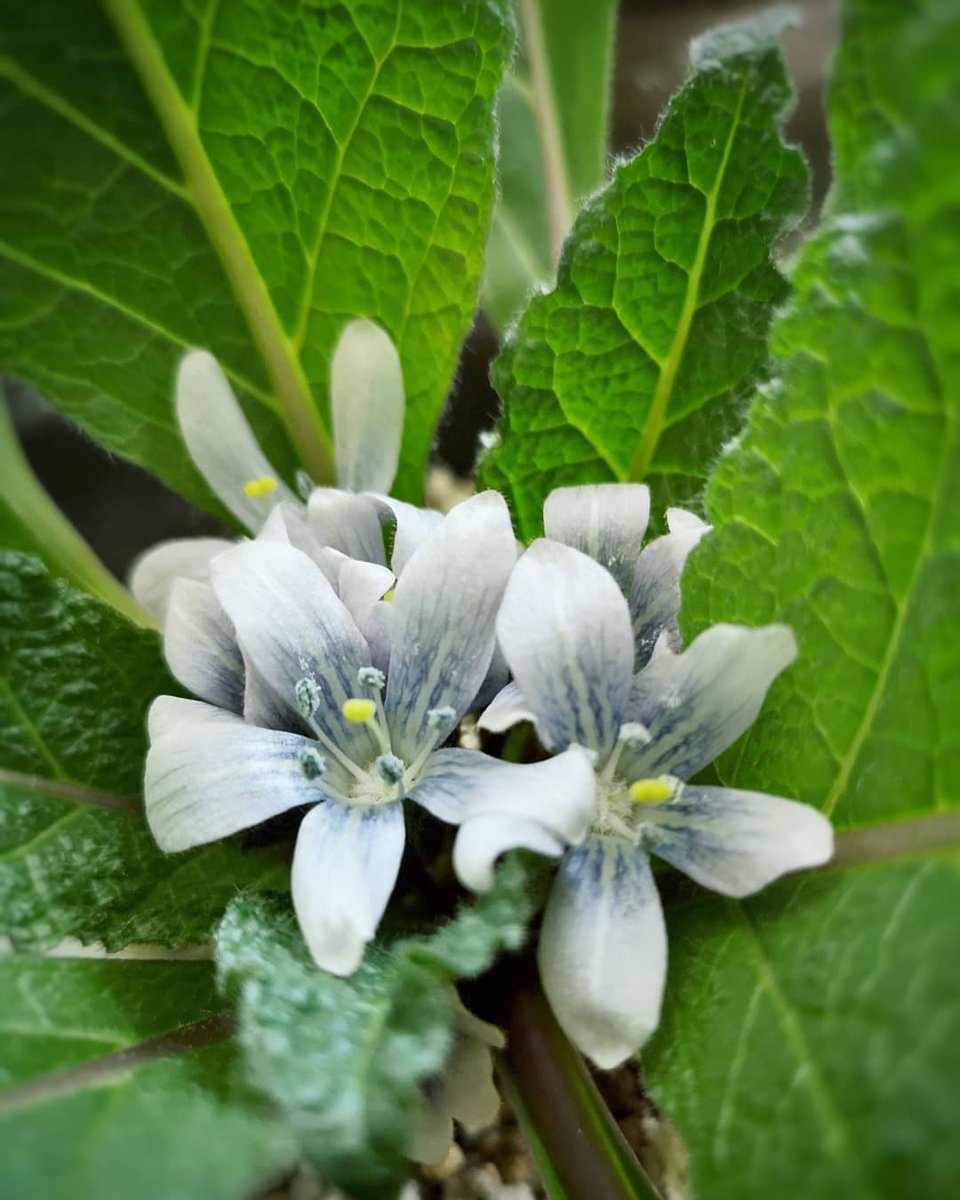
629;779;674;804
382;589;394;602
243;475;278;499
342;697;376;723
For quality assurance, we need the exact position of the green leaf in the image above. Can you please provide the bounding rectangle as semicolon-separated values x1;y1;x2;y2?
216;854;540;1199
0;552;285;950
642;0;960;1194
481;0;619;330
0;0;512;507
0;953;297;1200
480;14;808;538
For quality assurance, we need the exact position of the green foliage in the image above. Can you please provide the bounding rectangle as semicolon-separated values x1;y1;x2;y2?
0;954;297;1200
643;0;960;1194
0;553;285;949
481;15;808;538
482;0;619;330
0;0;512;507
217;853;541;1199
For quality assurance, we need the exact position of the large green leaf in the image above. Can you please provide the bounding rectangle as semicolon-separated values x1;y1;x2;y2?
0;953;297;1200
0;0;511;507
480;15;808;538
481;0;619;330
643;0;960;1194
0;552;285;950
217;854;541;1199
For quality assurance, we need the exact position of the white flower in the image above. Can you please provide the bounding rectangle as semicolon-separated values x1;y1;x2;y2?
410;991;504;1165
144;492;595;976
469;484;833;1069
130;320;441;623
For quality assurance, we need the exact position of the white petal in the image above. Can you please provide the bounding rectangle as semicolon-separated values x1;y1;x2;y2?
128;537;234;622
543;484;651;594
628;507;710;666
372;497;444;575
176;351;294;530
477;680;538;734
496;539;634;757
623;623;798;781
164;578;244;712
331;319;404;494
453;813;566;893
306;488;386;563
471;640;512;715
643;786;833;896
210;540;378;761
258;502;328;563
144;696;333;851
538;839;667;1068
384;493;517;761
291;799;405;975
335;556;395;614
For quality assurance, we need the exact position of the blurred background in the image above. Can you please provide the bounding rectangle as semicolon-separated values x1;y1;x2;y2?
5;0;836;581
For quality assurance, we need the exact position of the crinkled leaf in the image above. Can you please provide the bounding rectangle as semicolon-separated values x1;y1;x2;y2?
0;552;285;950
480;14;808;537
0;0;512;507
0;954;297;1200
216;854;541;1199
644;1;960;1194
482;0;619;330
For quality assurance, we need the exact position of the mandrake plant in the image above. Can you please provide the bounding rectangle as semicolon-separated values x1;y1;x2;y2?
0;1;957;1199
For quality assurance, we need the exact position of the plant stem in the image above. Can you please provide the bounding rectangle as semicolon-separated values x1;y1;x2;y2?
471;959;662;1200
0;395;155;627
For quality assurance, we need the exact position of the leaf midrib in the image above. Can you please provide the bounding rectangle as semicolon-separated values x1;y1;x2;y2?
101;0;333;481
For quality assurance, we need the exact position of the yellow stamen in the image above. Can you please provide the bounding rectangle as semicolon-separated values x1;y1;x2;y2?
382;589;394;602
342;697;376;723
629;778;674;804
243;475;278;499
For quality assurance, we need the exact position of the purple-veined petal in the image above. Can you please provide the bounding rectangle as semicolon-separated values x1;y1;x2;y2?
144;696;337;851
164;578;244;713
544;483;651;594
538;838;666;1069
129;536;234;622
176;351;294;531
622;623;797;781
642;785;833;896
291;799;405;975
384;492;517;761
496;539;634;758
628;507;710;667
331;319;404;495
210;540;379;762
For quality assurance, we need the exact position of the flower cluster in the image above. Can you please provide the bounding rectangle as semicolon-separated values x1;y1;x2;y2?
137;330;833;1102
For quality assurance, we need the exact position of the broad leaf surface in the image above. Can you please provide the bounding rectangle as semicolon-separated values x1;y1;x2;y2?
644;1;960;1195
481;16;808;537
0;0;511;507
0;954;296;1200
482;0;619;330
217;854;541;1199
0;553;285;950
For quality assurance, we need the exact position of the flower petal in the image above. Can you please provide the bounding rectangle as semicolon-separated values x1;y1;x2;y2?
330;319;404;494
306;488;386;564
373;497;444;575
643;786;833;896
538;839;667;1069
453;814;566;893
129;537;233;622
210;540;379;761
176;351;294;530
384;493;517;760
496;539;634;757
628;507;710;666
144;696;334;851
164;579;244;713
622;623;798;781
477;680;538;735
544;484;650;594
291;799;405;975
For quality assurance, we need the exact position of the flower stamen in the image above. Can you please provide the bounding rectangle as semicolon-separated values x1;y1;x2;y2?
242;475;278;499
